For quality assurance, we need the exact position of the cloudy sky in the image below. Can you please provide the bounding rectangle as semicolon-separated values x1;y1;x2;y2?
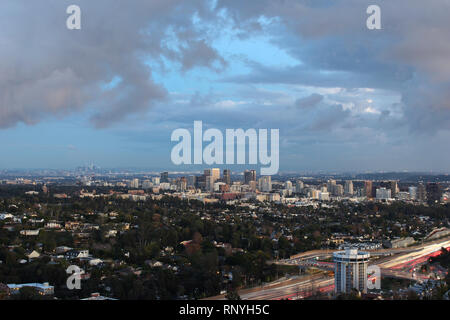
1;0;450;172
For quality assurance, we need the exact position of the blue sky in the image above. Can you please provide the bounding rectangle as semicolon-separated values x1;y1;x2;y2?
1;0;450;172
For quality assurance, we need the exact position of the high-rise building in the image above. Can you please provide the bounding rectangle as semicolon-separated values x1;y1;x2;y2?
223;169;231;185
160;172;169;183
130;178;139;189
205;175;215;192
334;248;370;294
258;176;272;192
152;177;160;185
390;181;398;198
417;183;426;202
196;175;206;190
327;180;336;193
376;187;391;200
296;180;304;193
426;183;442;204
408;186;417;200
249;180;257;192
344;180;354;196
142;180;152;189
244;170;256;185
211;168;220;182
204;168;220;191
319;192;330;201
187;175;197;187
335;184;344;197
177;177;187;192
285;180;293;190
364;181;373;198
204;169;212;191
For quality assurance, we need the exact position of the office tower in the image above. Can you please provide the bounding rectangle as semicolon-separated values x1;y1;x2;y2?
364;181;373;198
319;192;330;201
310;189;320;199
344;180;354;196
376;187;391;200
417;183;426;202
296;180;304;193
285;180;293;190
177;177;187;192
203;169;211;190
390;181;398;198
131;178;139;189
408;186;417;200
258;176;272;192
334;248;370;294
223;169;231;185
196;175;206;190
335;184;344;197
327;179;336;193
205;175;215;192
187;175;197;187
244;170;251;185
426;182;442;204
142;180;152;189
244;169;257;185
249;180;257;191
250;170;256;182
204;168;220;191
160;172;169;183
211;168;220;182
152;177;160;185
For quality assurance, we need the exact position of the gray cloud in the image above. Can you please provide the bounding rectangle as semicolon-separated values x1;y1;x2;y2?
216;0;450;134
0;0;225;128
295;93;323;109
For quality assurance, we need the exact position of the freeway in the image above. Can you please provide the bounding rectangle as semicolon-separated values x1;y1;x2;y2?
241;277;334;300
378;239;450;269
204;274;334;300
204;237;450;300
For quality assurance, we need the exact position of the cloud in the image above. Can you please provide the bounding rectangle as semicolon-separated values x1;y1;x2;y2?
0;0;225;128
295;93;323;109
216;0;450;134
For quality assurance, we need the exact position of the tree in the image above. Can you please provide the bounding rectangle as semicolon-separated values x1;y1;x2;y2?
13;287;49;300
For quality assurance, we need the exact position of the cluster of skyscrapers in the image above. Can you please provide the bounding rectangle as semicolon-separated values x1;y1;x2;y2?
125;171;444;206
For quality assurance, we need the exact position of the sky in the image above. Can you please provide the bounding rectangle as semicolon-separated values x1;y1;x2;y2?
1;0;450;173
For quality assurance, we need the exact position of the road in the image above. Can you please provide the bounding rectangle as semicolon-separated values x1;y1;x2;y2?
204;237;450;300
204;274;334;300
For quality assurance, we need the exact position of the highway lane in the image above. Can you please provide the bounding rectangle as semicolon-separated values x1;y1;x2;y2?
205;237;450;300
378;240;450;269
240;277;334;300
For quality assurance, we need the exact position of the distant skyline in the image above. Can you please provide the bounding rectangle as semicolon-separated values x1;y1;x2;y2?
2;165;450;177
1;1;450;172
